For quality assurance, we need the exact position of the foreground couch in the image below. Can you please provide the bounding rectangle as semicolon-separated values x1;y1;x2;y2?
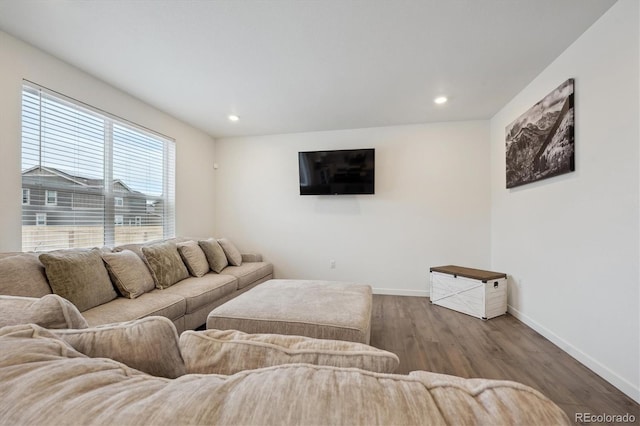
0;296;570;425
0;237;273;332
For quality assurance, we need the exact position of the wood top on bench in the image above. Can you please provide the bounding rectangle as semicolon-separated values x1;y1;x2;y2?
429;265;507;282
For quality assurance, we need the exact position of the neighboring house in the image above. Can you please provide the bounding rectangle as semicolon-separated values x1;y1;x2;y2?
21;166;162;227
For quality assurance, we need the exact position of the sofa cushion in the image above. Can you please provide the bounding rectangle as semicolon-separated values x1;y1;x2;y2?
241;253;262;263
53;317;185;378
142;241;190;289
177;241;210;277
113;242;146;258
102;250;155;298
113;238;174;259
198;238;228;273
180;328;399;375
0;253;52;297
221;262;274;289
217;238;242;266
81;290;186;327
0;294;88;329
0;324;571;426
39;248;118;312
162;274;237;314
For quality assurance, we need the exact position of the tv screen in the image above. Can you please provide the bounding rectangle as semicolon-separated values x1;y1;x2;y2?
298;148;375;195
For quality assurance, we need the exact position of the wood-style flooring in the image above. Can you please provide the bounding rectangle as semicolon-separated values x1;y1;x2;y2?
369;295;639;426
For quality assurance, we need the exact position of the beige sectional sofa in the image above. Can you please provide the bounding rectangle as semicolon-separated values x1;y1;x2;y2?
0;241;571;425
0;237;273;332
0;297;570;425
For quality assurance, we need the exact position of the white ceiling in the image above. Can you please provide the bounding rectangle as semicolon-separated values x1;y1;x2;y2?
0;0;616;139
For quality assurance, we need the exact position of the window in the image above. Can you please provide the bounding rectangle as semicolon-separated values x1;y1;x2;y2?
45;190;57;206
21;81;175;251
36;213;46;226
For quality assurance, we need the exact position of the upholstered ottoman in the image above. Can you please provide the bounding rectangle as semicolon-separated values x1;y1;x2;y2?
206;279;372;344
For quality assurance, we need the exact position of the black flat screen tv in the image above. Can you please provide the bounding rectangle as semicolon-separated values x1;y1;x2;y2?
298;148;375;195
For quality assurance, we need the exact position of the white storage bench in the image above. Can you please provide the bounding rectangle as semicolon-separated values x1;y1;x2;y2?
429;265;507;320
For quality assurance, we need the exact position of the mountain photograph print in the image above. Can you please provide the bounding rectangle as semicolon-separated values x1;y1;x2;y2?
505;79;575;188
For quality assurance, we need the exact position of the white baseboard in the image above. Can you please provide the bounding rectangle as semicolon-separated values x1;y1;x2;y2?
372;288;429;297
507;304;640;404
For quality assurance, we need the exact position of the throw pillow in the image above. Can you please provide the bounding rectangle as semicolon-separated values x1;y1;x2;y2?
113;239;170;259
53;316;185;379
141;241;190;289
101;250;155;298
217;238;243;266
0;253;52;297
198;238;228;273
179;329;400;375
39;248;118;312
0;294;89;329
177;241;210;277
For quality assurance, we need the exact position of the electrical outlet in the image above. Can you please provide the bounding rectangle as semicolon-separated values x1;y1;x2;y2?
330;259;336;269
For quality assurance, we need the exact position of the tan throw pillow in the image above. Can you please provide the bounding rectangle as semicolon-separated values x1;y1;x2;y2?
0;253;52;297
101;250;155;298
113;242;146;259
113;239;168;259
177;241;210;277
180;329;400;375
198;238;228;273
39;248;118;312
141;241;189;289
0;294;89;329
217;238;243;266
53;316;185;379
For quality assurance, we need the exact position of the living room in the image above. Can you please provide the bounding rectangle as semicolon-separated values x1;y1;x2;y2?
0;0;638;423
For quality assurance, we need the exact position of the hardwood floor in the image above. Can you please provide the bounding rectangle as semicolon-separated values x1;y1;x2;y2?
369;295;639;425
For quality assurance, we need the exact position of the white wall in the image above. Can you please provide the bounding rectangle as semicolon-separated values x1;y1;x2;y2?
490;0;639;402
0;31;217;251
214;121;490;295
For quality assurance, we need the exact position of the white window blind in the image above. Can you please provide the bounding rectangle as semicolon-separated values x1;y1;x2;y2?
21;81;175;251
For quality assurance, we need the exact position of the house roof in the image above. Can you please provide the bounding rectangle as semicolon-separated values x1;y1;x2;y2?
22;166;143;195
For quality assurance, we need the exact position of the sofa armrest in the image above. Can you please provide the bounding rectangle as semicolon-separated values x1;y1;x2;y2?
241;253;262;262
0;294;89;329
179;329;399;375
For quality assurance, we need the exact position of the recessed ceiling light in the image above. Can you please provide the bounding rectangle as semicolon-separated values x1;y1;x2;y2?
434;96;448;105
228;114;240;122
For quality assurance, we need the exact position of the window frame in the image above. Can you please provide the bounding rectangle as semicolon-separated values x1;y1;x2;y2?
45;190;57;206
21;81;176;251
22;188;30;205
35;213;46;226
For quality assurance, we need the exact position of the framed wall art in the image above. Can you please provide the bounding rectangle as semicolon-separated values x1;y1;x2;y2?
505;78;575;188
